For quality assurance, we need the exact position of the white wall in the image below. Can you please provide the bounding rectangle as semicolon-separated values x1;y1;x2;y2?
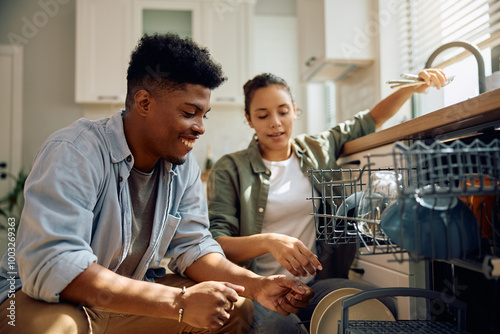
251;15;305;136
0;0;82;169
377;0;412;128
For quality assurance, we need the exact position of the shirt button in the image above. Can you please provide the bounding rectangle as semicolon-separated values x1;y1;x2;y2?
126;156;132;162
258;208;264;213
263;180;269;185
118;176;123;182
265;169;270;175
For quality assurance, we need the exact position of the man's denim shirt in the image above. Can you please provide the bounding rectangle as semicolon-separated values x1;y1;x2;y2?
0;111;223;304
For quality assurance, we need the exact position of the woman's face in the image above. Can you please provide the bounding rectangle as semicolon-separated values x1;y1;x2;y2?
246;85;297;161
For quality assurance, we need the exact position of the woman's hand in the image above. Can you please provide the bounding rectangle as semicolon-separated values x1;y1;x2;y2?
179;281;244;329
414;68;448;93
266;233;323;277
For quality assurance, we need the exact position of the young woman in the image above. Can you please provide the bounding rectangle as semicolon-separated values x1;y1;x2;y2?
207;70;446;333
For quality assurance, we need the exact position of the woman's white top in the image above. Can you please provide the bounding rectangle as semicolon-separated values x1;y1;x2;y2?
256;153;318;284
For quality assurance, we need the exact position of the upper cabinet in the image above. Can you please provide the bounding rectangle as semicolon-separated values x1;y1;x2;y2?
75;0;254;106
75;0;132;103
202;2;253;105
297;0;376;82
132;0;203;43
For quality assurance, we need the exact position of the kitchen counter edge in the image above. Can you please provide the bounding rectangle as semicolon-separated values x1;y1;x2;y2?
341;87;500;157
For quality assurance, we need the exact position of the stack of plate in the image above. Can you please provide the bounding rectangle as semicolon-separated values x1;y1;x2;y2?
310;288;396;334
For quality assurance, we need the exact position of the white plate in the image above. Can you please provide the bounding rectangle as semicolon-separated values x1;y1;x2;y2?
310;288;362;334
317;291;396;334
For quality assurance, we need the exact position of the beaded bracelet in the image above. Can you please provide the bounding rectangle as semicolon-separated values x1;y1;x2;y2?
178;286;186;323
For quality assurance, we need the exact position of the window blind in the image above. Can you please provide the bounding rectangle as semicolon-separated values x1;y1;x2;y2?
325;83;336;128
398;0;499;72
491;0;500;35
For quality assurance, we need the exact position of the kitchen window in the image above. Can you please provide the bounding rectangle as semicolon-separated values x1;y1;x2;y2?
398;0;500;117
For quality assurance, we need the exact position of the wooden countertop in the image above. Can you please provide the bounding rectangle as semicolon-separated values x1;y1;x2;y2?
341;87;500;156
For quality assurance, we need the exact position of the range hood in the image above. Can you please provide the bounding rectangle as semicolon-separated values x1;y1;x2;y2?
302;57;374;82
297;0;376;83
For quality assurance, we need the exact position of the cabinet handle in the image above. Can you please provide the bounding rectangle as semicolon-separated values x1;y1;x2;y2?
305;56;317;67
97;95;119;100
350;267;365;275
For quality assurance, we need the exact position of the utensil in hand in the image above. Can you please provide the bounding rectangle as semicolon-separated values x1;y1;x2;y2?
387;74;455;89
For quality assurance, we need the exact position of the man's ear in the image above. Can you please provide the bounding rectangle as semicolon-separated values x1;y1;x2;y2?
134;90;151;116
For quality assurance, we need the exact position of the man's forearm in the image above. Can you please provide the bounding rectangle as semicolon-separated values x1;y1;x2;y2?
184;252;262;300
60;262;181;319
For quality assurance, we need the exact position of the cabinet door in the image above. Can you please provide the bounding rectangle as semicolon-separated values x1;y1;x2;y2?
132;0;203;46
297;0;375;82
297;0;326;77
202;2;253;106
75;0;131;103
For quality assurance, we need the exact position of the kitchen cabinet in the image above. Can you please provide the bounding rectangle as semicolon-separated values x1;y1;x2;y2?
75;0;254;105
202;1;254;105
75;0;132;103
132;0;203;43
296;0;375;82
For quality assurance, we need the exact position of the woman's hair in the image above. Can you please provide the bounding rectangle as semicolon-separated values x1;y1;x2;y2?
243;73;294;116
126;33;226;109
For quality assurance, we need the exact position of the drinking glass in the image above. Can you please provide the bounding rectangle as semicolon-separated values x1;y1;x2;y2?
357;171;401;239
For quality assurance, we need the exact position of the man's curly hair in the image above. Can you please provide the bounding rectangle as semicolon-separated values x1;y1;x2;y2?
125;33;226;109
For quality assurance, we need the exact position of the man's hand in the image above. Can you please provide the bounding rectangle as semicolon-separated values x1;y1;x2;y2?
267;233;323;277
179;281;244;329
252;275;314;316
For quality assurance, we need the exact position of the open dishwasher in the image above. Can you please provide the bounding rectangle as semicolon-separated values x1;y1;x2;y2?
308;138;500;333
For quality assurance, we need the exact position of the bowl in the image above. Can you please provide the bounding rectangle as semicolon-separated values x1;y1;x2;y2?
335;191;363;239
310;288;362;334
336;191;363;219
380;194;480;259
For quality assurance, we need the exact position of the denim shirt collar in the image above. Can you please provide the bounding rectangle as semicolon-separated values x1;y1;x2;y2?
106;110;178;174
106;110;133;164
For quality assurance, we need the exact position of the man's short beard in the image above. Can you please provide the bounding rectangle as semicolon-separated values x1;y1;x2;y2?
166;155;186;166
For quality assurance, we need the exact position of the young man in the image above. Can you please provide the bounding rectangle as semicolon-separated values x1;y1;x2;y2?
0;34;313;333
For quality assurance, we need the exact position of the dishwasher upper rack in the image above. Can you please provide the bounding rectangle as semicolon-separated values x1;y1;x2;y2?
308;138;500;277
308;165;405;255
392;138;500;198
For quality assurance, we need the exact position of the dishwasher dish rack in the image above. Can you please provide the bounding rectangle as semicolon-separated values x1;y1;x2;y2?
339;288;468;334
308;139;500;278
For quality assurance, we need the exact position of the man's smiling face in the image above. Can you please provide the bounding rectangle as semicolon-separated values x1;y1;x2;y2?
141;83;211;166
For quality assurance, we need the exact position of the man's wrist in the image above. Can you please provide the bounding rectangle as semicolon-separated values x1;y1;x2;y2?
177;286;186;323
